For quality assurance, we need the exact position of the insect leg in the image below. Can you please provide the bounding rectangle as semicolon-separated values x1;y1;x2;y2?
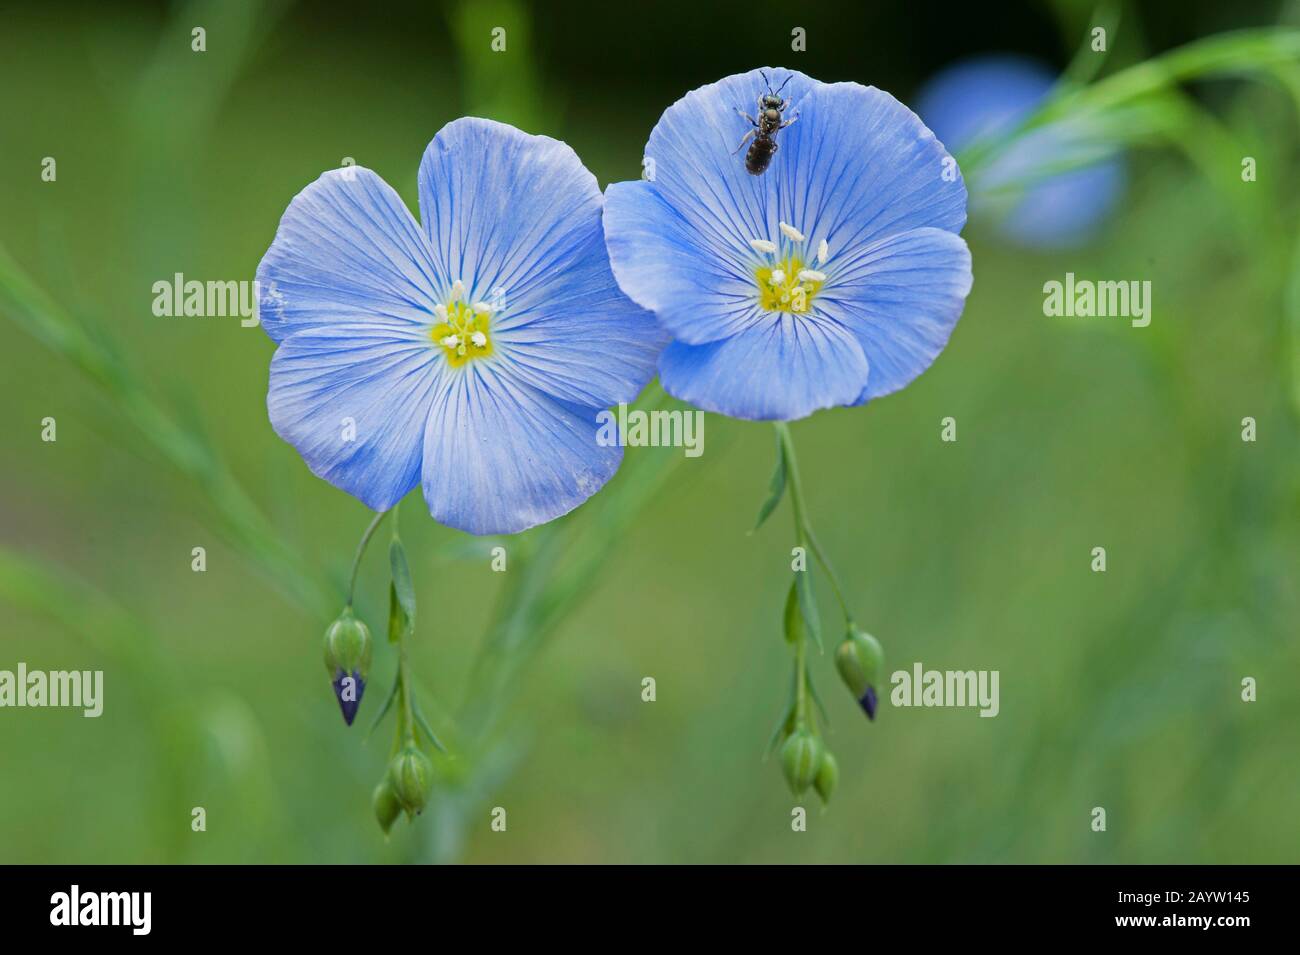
734;107;758;128
732;129;755;155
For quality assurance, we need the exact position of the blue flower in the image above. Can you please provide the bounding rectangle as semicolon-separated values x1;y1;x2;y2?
257;118;663;534
915;55;1124;248
603;68;972;421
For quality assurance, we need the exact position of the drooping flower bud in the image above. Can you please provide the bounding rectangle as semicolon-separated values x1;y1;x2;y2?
373;777;401;835
389;745;434;816
780;728;824;796
835;626;883;720
323;607;373;725
814;749;839;804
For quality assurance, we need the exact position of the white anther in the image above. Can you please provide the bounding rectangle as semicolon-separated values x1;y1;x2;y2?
768;270;786;285
441;334;461;348
471;331;487;348
749;238;778;254
817;239;829;264
472;300;494;313
451;279;466;301
434;303;448;322
779;221;805;243
798;269;826;283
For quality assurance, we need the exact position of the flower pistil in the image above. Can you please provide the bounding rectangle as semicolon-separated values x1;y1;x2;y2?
432;279;494;367
751;222;828;314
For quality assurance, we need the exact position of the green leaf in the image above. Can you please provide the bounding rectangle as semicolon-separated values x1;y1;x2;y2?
412;696;448;753
764;668;799;758
366;671;401;738
750;431;787;532
806;670;830;727
782;581;802;645
386;582;408;644
389;538;416;628
795;568;823;653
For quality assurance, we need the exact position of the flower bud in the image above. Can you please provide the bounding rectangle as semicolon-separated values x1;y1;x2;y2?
780;728;824;796
814;749;839;804
389;745;434;816
324;608;372;725
835;626;883;720
373;778;401;835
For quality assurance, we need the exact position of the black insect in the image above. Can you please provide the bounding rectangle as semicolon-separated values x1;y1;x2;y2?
733;72;799;176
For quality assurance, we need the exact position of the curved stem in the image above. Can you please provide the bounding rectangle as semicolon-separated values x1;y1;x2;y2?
774;422;856;626
389;504;417;747
346;508;390;607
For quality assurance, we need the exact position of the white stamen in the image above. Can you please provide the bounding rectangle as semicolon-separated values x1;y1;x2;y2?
798;269;827;283
749;238;778;254
471;331;487;348
441;334;461;348
817;239;829;264
434;303;448;322
450;279;466;301
473;301;495;314
768;270;786;285
779;221;804;243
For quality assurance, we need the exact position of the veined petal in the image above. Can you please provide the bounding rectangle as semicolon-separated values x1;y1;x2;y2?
418;117;599;307
419;117;663;407
421;364;622;535
492;228;667;409
769;79;967;257
604;180;761;346
267;323;439;511
256;168;443;343
657;312;869;421
818;227;972;403
607;68;967;356
816;227;972;402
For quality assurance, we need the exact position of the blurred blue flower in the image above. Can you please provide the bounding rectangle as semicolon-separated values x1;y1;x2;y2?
257;118;663;534
604;68;972;421
914;55;1124;248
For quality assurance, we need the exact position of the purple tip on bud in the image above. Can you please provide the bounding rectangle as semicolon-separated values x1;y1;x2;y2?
331;669;366;726
859;686;878;721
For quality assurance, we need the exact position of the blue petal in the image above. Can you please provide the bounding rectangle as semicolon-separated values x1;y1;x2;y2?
267;323;439;511
256;168;442;344
419;117;664;407
658;313;869;421
604;180;760;346
818;227;972;403
605;68;967;355
421;363;623;535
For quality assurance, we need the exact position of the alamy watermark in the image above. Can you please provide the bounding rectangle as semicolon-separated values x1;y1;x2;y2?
596;403;704;457
0;663;103;717
890;663;999;717
152;273;261;327
1043;272;1151;328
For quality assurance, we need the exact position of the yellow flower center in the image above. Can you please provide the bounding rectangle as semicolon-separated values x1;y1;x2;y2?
755;255;824;314
431;299;494;367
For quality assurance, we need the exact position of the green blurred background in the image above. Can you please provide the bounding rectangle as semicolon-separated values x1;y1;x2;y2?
2;0;1297;863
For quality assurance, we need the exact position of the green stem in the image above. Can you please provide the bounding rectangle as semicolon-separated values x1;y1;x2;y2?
346;509;390;607
776;423;818;729
389;504;417;746
774;422;855;626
